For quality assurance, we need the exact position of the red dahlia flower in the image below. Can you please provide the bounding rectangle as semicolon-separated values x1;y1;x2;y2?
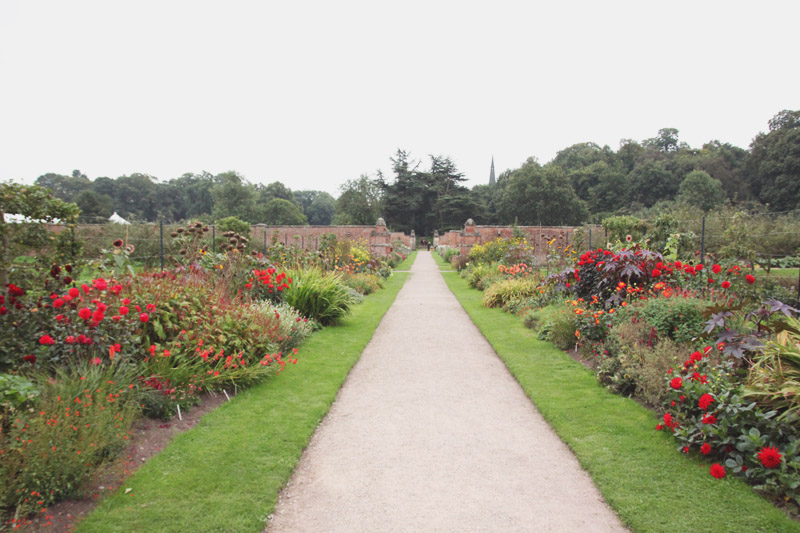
670;377;683;389
698;393;714;410
23;354;36;363
702;413;717;425
78;308;92;320
651;268;662;277
701;443;711;455
721;281;731;289
757;446;782;468
710;463;726;479
745;274;755;284
139;313;150;323
712;264;721;274
39;334;56;345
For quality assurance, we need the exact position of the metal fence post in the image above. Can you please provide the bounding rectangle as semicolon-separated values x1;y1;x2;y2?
700;216;706;265
159;221;164;271
588;228;592;250
212;225;216;253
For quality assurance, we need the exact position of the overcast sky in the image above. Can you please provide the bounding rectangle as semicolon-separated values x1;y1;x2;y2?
1;0;798;195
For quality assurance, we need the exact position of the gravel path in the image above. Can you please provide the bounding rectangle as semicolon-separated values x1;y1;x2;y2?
267;252;627;532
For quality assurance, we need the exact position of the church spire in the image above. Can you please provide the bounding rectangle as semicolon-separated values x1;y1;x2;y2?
489;156;496;185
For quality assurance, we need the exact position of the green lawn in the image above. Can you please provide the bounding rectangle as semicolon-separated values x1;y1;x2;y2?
439;259;799;533
76;267;412;532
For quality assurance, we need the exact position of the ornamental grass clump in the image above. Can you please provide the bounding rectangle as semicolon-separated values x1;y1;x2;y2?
482;277;542;308
283;268;354;325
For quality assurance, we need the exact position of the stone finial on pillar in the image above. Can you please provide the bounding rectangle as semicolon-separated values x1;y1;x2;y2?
375;217;387;233
464;218;476;234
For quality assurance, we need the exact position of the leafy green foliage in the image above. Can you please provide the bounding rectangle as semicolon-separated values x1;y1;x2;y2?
283;268;354;325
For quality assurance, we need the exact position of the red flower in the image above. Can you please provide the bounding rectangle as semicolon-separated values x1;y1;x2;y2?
651;269;662;277
655;424;663;430
757;446;782;468
92;309;105;322
68;287;80;298
707;278;715;284
702;413;717;425
695;264;704;271
113;239;123;247
39;334;56;345
23;354;36;363
139;313;150;323
721;281;731;289
90;357;102;365
8;284;25;296
78;307;92;320
119;306;129;315
670;377;683;389
712;264;721;274
81;283;91;294
93;278;108;291
698;393;714;410
53;298;65;308
745;274;755;284
701;443;712;455
710;463;726;479
0;306;6;315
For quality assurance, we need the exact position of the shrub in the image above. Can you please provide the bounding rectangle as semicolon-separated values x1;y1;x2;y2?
601;319;686;407
634;296;706;345
482;277;542;308
535;307;578;351
441;248;460;264
342;273;383;295
283;268;354;325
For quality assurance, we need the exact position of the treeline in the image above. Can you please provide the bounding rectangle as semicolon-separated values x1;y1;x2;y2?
337;109;800;233
34;171;335;225
32;109;799;233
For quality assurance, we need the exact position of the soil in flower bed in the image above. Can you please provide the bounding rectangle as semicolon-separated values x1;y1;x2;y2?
16;393;229;532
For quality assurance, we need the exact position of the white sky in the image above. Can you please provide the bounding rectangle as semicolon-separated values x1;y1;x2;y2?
1;0;798;196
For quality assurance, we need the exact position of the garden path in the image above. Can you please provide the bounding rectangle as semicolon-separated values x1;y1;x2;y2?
266;251;626;532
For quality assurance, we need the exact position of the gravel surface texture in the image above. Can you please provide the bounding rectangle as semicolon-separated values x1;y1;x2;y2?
267;252;627;532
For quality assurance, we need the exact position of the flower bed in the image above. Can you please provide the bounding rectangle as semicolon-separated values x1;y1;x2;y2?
1;221;397;527
456;236;800;515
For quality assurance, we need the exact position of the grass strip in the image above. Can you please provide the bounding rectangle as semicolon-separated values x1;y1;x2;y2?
441;266;798;533
77;268;412;533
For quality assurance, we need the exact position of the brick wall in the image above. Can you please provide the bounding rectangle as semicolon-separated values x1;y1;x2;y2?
436;220;580;260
